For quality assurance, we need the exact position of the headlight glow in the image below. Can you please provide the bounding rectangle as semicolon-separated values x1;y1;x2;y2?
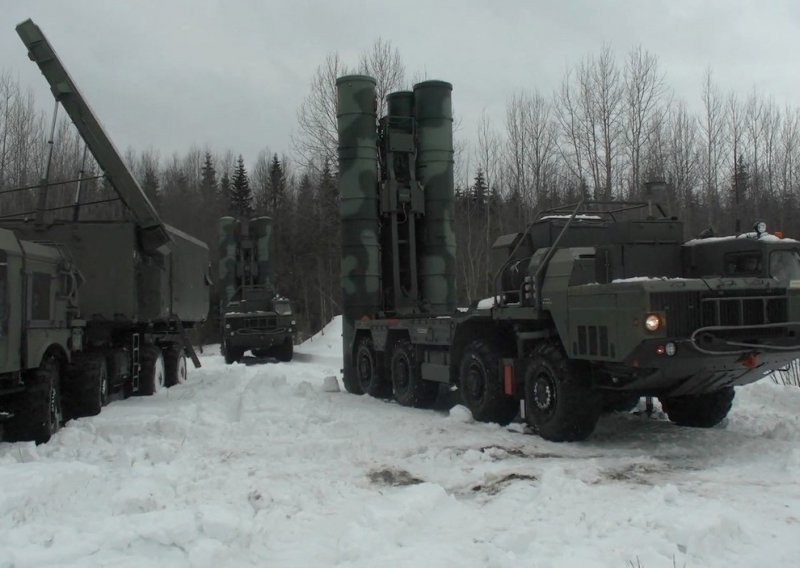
644;314;662;332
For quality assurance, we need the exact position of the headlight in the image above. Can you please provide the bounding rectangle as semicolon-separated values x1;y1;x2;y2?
274;302;292;316
644;314;662;332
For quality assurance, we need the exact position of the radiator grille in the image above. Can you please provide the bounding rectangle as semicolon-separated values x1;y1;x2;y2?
235;316;278;330
650;292;702;336
650;290;788;336
577;325;610;356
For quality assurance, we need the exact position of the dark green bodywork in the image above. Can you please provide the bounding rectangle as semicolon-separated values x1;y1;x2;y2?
337;76;456;383
218;216;294;359
354;208;800;399
2;20;211;438
414;81;456;314
338;72;800;442
337;76;381;379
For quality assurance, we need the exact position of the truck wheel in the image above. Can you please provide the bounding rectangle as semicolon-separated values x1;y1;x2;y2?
355;336;391;398
390;339;438;408
163;345;187;387
72;353;109;417
275;337;294;362
659;387;735;428
138;346;165;396
7;356;63;444
523;343;601;442
459;339;518;425
222;340;244;365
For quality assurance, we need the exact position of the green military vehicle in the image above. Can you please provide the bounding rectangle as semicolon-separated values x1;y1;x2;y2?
218;216;295;364
0;20;209;443
336;74;800;442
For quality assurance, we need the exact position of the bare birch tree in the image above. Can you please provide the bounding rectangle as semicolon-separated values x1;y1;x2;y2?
623;46;667;197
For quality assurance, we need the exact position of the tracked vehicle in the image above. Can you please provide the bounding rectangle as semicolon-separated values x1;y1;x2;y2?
337;75;800;442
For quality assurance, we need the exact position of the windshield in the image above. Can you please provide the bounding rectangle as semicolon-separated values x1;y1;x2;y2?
770;250;800;281
724;251;762;276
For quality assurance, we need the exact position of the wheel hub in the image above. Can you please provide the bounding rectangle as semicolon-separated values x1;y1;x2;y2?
533;376;554;411
357;351;372;384
466;366;485;400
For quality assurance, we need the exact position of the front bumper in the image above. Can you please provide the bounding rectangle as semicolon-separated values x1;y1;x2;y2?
222;312;295;349
225;327;293;349
610;323;800;396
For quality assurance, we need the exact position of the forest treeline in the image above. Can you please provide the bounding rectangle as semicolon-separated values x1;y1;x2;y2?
3;42;800;338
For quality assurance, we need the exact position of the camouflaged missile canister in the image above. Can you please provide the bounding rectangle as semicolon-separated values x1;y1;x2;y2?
337;75;380;379
414;80;456;313
250;216;274;288
218;216;239;308
386;91;415;123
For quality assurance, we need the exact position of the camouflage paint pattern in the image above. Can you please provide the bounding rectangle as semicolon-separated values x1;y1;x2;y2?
386;91;415;121
414;80;457;313
218;216;239;308
337;75;380;379
250;216;274;288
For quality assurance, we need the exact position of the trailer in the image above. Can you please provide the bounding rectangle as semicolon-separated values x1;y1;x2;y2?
0;20;209;443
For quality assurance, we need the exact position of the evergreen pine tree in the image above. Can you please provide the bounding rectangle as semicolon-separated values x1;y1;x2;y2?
267;153;286;213
472;167;488;209
229;155;253;216
219;171;231;211
200;152;217;203
319;158;338;216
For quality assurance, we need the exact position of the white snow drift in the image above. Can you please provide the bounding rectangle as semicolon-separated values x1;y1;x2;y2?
1;316;800;567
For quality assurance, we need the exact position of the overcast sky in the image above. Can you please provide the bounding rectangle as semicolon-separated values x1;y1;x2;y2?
2;0;799;169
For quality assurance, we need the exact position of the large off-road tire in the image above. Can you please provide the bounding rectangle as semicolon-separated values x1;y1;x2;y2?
355;336;392;398
523;343;601;442
138;346;165;396
6;356;63;444
275;337;294;362
659;387;735;428
163;345;187;387
459;339;518;425
71;353;109;417
390;339;438;408
222;340;244;365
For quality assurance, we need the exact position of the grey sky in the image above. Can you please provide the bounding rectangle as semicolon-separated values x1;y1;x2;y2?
2;0;798;170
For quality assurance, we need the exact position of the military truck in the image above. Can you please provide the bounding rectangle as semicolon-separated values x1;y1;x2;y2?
336;74;800;442
0;20;209;443
218;216;295;364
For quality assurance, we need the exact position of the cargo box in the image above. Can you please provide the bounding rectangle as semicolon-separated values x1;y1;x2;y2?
14;221;209;324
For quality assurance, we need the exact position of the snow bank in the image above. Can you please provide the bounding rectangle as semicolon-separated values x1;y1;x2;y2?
1;320;800;567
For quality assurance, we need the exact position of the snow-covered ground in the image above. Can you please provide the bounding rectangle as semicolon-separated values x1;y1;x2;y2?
2;317;800;567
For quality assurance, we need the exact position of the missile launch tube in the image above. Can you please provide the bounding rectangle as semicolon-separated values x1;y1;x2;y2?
414;80;456;313
250;216;274;288
218;216;239;308
337;75;380;380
